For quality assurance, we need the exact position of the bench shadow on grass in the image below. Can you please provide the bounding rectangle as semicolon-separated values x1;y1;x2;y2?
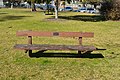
0;12;8;15
0;15;32;22
29;51;104;58
53;15;105;22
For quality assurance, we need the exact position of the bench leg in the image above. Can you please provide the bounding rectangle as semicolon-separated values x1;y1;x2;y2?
28;50;32;57
78;51;81;55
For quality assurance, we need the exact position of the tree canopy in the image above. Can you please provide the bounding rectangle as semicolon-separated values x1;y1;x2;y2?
100;0;120;20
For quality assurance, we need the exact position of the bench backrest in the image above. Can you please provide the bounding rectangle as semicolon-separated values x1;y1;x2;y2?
17;31;94;37
16;31;94;45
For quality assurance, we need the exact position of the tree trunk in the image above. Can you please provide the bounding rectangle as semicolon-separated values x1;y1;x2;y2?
63;0;65;11
55;7;58;19
31;2;36;11
11;2;13;9
55;0;59;19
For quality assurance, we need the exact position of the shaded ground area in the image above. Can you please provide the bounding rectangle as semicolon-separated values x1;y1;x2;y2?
0;15;32;22
56;15;105;22
44;18;66;22
0;12;8;15
29;51;104;58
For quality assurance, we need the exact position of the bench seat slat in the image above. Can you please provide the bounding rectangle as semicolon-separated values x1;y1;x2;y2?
14;44;96;51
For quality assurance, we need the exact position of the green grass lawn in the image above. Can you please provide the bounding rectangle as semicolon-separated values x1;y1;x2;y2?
0;8;120;80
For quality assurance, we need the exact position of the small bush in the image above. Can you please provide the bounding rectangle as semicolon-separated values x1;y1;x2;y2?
100;0;120;20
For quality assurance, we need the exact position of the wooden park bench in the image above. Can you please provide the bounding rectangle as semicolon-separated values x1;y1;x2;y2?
14;31;104;56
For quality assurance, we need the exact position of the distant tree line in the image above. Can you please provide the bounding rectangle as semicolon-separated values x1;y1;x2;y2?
7;0;119;20
31;0;120;20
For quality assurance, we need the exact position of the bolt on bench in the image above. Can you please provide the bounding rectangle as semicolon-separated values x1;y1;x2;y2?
14;31;104;56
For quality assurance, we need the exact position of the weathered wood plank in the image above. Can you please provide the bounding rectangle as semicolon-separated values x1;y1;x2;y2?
14;44;97;51
16;31;94;37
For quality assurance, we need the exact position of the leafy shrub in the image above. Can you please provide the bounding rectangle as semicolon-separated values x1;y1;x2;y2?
100;0;120;20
